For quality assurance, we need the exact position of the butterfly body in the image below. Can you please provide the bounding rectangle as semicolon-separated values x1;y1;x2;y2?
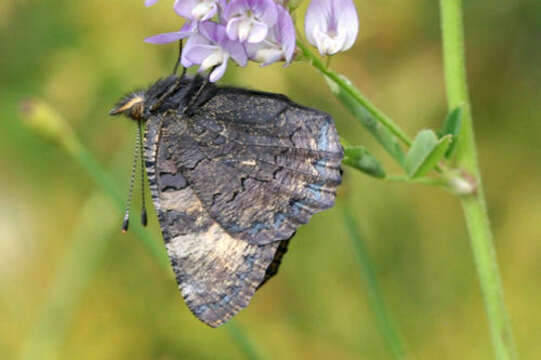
111;75;343;327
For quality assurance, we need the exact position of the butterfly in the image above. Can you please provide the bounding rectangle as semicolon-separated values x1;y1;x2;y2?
110;71;343;327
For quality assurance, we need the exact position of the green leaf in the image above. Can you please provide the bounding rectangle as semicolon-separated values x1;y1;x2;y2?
405;130;452;178
343;145;386;178
440;107;462;158
441;107;462;137
325;75;406;167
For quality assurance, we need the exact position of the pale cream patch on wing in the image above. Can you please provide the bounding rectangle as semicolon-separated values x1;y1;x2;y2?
241;160;256;166
160;188;203;214
157;180;279;327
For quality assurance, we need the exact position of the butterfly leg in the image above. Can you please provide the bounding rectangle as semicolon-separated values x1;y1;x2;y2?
185;65;218;115
172;39;187;80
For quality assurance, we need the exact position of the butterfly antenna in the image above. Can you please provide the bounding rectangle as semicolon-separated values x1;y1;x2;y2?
138;120;148;227
122;128;140;233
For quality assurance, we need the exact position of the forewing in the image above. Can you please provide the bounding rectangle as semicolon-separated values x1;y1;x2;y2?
144;113;282;327
180;88;344;245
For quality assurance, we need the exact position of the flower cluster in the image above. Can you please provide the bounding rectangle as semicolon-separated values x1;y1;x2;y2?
145;0;358;82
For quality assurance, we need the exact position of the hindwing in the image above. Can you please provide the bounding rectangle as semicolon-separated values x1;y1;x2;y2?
142;88;342;327
145;113;285;327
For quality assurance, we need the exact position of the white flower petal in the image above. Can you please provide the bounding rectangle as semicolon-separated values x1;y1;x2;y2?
200;48;228;71
305;0;359;55
209;56;229;82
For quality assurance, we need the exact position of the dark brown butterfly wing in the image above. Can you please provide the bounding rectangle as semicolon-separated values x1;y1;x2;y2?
144;113;283;327
180;88;343;245
143;88;342;327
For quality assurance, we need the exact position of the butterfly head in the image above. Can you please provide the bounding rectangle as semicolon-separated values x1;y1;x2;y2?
109;91;146;120
110;75;211;121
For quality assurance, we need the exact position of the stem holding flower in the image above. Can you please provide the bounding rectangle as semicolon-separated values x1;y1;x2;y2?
440;1;517;358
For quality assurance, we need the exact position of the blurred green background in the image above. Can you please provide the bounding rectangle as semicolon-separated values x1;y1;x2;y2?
1;0;539;359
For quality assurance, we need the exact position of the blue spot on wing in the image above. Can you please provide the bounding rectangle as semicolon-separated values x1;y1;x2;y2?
247;222;270;235
305;181;326;201
225;221;270;236
314;159;329;175
226;222;244;233
273;213;287;229
289;199;312;220
318;122;330;151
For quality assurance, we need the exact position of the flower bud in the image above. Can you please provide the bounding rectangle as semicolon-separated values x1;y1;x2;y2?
448;172;477;195
19;99;78;153
304;0;359;56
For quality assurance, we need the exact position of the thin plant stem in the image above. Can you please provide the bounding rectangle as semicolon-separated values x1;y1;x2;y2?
439;1;517;359
385;175;449;187
297;41;413;147
225;321;267;360
20;192;118;360
343;209;408;360
74;143;170;269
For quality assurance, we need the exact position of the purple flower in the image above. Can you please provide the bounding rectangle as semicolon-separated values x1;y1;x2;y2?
304;0;359;56
145;21;196;44
174;0;222;22
224;0;278;43
145;0;159;6
182;21;248;82
246;5;295;66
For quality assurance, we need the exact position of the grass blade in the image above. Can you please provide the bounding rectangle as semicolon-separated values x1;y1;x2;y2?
19;192;118;360
343;209;408;360
225;321;267;360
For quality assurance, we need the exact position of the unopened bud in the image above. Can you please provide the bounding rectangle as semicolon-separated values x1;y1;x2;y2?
19;99;78;153
448;172;477;195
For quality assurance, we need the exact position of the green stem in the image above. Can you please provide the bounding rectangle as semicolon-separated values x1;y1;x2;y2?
297;41;413;147
74;141;170;269
20;192;118;360
439;1;517;359
343;209;407;359
385;175;449;187
225;321;266;360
